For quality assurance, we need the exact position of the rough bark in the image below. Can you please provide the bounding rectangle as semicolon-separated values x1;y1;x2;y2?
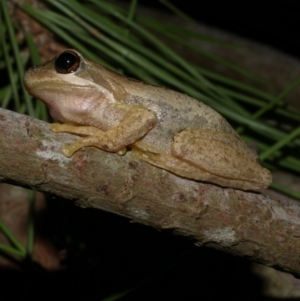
0;108;300;276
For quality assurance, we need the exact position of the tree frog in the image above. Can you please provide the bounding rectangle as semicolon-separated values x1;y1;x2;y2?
24;49;272;190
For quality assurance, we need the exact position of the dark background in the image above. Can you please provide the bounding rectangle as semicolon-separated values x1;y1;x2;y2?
142;1;300;59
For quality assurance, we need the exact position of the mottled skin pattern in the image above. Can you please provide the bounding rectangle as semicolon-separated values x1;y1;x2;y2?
24;49;272;190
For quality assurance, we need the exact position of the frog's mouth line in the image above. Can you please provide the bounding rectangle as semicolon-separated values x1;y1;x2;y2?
28;82;95;91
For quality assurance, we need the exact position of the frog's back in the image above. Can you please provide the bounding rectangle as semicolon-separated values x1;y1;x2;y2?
124;80;237;135
104;73;259;162
104;66;236;134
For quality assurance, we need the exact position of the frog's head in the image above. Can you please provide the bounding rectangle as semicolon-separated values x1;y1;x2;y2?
24;49;115;125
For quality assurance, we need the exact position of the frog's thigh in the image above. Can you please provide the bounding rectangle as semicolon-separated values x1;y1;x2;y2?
172;129;264;181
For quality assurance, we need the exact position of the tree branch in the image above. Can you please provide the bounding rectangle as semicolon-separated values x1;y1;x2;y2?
0;108;299;275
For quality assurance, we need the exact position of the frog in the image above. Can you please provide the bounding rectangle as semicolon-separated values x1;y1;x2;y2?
24;49;272;190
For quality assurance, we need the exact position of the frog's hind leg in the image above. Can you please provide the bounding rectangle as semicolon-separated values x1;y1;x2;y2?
131;141;222;186
132;129;271;190
171;128;272;190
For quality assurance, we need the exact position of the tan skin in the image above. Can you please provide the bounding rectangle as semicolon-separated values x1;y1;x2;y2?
24;49;272;190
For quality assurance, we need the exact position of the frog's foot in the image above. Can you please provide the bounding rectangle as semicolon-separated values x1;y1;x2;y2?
50;123;102;136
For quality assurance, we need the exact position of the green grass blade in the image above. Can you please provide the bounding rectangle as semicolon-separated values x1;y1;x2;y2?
270;182;300;200
0;218;26;256
24;31;48;120
0;243;26;258
260;126;300;161
2;0;35;116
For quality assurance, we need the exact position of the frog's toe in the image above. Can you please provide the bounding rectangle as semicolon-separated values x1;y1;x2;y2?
62;144;78;157
50;123;63;132
117;147;127;156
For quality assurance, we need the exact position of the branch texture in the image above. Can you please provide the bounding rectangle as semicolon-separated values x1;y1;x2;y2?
0;108;299;275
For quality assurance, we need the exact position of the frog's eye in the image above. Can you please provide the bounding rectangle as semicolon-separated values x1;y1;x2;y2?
55;50;81;74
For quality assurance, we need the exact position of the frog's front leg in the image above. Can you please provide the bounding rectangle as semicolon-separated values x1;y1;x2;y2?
50;124;122;157
50;107;157;157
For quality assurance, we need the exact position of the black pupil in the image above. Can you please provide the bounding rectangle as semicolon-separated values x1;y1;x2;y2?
55;51;78;73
